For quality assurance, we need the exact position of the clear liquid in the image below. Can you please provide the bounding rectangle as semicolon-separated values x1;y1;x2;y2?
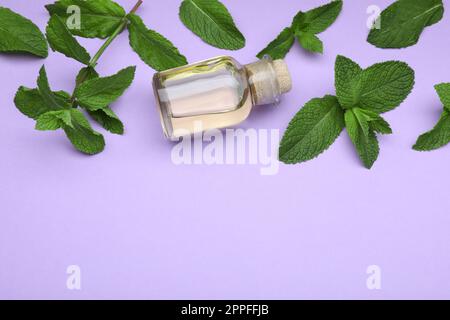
153;56;252;139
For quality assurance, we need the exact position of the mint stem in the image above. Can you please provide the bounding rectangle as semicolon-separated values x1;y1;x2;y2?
70;0;143;104
89;0;143;68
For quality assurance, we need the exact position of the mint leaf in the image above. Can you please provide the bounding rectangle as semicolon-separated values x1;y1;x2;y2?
356;109;393;135
435;83;450;109
0;7;48;57
256;28;294;60
75;66;136;110
356;61;415;113
292;0;343;34
46;15;91;65
37;66;72;110
45;0;126;39
413;110;450;151
279;95;345;164
352;108;393;136
62;109;105;155
367;0;444;49
87;107;124;135
128;14;188;71
352;108;371;137
335;56;415;113
297;31;323;54
179;0;245;50
345;109;380;169
35;110;73;131
335;55;363;109
14;87;70;119
413;84;450;151
15;87;51;119
74;67;124;135
369;118;393;135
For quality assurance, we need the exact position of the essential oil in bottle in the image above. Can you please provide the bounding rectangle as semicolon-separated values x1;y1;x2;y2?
152;55;292;140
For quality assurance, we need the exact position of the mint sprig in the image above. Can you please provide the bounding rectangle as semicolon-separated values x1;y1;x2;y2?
280;55;415;169
257;0;343;59
44;0;188;73
367;0;444;49
12;1;142;154
413;84;450;151
11;0;190;154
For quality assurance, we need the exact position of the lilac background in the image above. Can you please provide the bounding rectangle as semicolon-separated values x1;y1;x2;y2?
1;0;450;299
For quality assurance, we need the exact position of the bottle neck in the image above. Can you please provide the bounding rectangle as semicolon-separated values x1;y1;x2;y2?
244;56;291;106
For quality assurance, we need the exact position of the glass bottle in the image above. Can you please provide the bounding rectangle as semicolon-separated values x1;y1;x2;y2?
152;55;292;140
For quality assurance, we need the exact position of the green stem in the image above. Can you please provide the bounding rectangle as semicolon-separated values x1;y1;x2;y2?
89;0;144;68
88;21;126;68
70;0;143;104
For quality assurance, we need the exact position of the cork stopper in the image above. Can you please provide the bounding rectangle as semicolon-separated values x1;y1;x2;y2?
244;57;292;106
273;59;292;93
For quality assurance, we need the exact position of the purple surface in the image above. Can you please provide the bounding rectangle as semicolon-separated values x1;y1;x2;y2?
1;0;450;299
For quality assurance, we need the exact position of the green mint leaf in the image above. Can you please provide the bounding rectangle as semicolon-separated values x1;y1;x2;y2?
37;66;72;110
335;56;415;113
356;61;415;113
14;87;51;119
292;0;343;34
0;7;48;57
435;83;450;109
279;95;345;164
75;66;135;111
14;87;70;119
87;107;124;135
75;67;99;86
352;108;371;138
63;109;105;155
335;55;363;109
256;28;295;60
369;118;393;135
46;15;91;65
413;110;450;151
45;0;126;39
75;67;124;135
35;110;73;131
413;84;450;151
179;0;245;50
345;109;380;169
367;0;444;49
297;31;323;54
128;14;188;71
356;109;393;135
